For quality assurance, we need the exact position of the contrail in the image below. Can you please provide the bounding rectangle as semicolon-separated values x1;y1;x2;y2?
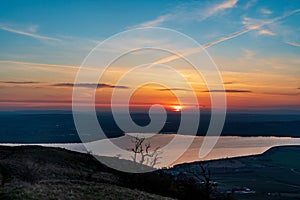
0;60;79;69
150;9;300;66
0;60;99;72
0;26;61;42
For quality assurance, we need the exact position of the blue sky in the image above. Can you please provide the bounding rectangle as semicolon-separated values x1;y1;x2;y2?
0;0;299;64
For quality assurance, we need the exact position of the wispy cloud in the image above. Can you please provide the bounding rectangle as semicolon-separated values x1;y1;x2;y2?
0;60;80;70
204;89;252;93
260;8;272;15
133;0;239;28
149;9;300;66
156;88;192;92
259;29;276;36
243;0;257;10
0;81;129;90
0;99;72;103
207;0;238;16
262;92;300;96
137;15;172;28
223;81;234;85
52;83;129;89
150;25;259;66
0;81;41;84
286;41;300;47
0;24;60;41
27;25;39;32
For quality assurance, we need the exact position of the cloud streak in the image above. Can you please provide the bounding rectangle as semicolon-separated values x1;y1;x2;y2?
286;41;300;47
223;81;234;85
0;81;41;84
133;0;239;28
137;15;172;28
204;89;252;93
52;83;129;89
150;8;300;66
207;0;238;16
156;88;192;92
262;92;300;96
0;99;72;103
0;80;130;90
260;8;272;15
0;60;95;71
259;29;276;36
0;25;60;41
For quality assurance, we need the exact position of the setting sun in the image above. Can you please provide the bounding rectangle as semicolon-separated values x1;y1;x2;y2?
172;105;182;112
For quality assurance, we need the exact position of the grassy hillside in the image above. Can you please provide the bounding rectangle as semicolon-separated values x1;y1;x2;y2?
1;145;300;200
0;146;172;200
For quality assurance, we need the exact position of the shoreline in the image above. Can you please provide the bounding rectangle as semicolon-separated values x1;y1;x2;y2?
1;135;300;167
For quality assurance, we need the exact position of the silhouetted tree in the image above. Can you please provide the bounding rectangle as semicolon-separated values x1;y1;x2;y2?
129;135;161;167
187;164;216;199
200;165;213;199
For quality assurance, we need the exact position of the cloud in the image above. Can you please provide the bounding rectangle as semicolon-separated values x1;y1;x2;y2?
0;99;71;103
0;81;41;84
150;25;258;66
137;14;172;27
0;81;129;90
286;41;300;47
149;8;300;66
207;0;238;16
262;92;300;96
260;8;272;15
223;81;234;85
259;29;276;36
244;0;257;9
0;25;60;41
0;59;87;71
156;88;192;92
133;0;238;28
52;83;129;89
205;89;252;93
27;25;39;32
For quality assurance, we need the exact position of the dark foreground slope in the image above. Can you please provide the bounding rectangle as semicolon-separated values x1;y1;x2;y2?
1;145;300;200
0;146;174;200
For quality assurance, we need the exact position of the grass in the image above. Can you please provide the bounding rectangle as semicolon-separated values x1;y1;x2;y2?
0;145;173;200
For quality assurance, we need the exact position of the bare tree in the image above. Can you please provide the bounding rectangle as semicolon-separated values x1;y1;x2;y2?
187;164;215;200
129;135;161;167
200;165;213;199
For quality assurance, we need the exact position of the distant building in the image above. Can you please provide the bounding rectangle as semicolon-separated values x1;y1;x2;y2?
230;187;255;194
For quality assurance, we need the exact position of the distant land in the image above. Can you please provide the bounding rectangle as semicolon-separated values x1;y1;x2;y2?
0;111;299;143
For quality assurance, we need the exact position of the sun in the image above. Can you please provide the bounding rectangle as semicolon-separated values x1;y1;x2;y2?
172;105;182;112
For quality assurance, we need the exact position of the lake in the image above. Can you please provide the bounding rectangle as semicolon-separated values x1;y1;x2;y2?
2;134;300;168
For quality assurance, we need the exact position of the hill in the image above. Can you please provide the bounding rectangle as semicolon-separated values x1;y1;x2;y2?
0;146;173;200
1;145;300;200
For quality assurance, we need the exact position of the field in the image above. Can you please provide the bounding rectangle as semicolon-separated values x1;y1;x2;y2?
173;146;300;200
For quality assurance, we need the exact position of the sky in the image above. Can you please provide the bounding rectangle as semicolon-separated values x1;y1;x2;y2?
0;0;299;112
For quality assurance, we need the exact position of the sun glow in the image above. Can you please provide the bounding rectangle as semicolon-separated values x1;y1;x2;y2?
172;105;182;112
